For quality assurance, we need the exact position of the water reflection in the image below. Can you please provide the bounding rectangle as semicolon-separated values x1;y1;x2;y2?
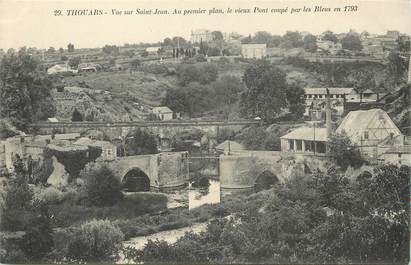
189;179;220;210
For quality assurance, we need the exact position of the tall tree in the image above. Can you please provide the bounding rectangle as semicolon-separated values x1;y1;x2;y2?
286;84;305;118
67;43;75;52
322;30;338;43
281;31;303;48
341;33;363;51
211;31;224;41
303;34;318;52
0;48;56;130
125;129;158;155
240;60;287;122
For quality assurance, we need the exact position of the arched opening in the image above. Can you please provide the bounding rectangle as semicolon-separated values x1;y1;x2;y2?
254;170;279;192
122;168;150;192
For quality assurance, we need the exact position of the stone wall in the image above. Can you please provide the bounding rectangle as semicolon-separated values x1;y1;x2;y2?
220;151;284;190
157;152;189;190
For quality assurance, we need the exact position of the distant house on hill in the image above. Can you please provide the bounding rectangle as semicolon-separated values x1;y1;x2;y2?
146;47;161;55
241;44;267;59
47;64;77;75
152;106;175;121
303;87;356;116
336;109;404;158
78;62;101;72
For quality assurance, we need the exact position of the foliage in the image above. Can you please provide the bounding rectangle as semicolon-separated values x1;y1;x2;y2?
83;164;123;206
34;186;63;204
125;129;158;155
67;219;124;262
68;56;81;68
162;82;215;117
386;51;408;84
341;33;363;51
102;45;120;56
321;30;338;43
211;75;244;106
126;164;409;264
281;31;303;48
285;84;305;118
0;48;56;130
1;171;34;231
240;60;287;122
235;126;268;150
20;202;54;261
176;63;218;86
67;43;74;52
328;133;364;170
130;59;141;69
303;34;317;52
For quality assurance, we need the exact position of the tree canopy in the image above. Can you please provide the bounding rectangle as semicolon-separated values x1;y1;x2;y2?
0;48;56;130
240;60;287;122
341;33;363;51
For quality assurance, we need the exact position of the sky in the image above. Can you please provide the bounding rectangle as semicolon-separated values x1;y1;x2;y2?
0;0;410;50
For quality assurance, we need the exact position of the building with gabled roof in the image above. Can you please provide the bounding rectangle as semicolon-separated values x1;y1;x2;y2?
152;106;174;120
336;109;403;157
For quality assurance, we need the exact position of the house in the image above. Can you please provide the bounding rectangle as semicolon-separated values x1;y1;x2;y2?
336;109;403;158
152;106;175;121
190;29;213;43
47;117;59;123
47;64;77;75
316;40;342;55
241;44;267;59
145;47;161;55
303;87;355;116
281;126;328;155
78;63;101;72
215;140;245;154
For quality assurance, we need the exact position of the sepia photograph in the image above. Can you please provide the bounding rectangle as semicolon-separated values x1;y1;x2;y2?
0;0;410;264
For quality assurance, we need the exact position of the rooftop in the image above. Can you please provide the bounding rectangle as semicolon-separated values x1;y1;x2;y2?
336;109;401;137
152;106;173;113
215;140;245;152
304;87;354;95
280;127;328;142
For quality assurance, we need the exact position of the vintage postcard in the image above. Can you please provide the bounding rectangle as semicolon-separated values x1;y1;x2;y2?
0;0;410;264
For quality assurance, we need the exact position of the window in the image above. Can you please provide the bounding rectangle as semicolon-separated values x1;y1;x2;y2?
364;131;369;140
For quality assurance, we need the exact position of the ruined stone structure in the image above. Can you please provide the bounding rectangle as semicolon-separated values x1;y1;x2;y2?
219;151;328;191
107;152;189;191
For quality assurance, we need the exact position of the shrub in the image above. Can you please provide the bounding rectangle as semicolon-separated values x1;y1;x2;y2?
67;219;124;262
83;164;123;206
34;186;63;204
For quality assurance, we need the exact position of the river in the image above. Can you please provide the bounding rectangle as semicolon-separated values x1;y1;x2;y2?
189;179;221;209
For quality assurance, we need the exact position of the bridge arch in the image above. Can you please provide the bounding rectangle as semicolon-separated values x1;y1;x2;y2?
121;167;151;192
254;170;279;191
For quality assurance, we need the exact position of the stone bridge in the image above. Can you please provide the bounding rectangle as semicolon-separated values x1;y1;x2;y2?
219;151;328;190
30;120;260;141
106;151;189;191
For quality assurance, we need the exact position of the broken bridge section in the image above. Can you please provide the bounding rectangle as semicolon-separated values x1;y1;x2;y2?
106;151;189;191
219;151;328;191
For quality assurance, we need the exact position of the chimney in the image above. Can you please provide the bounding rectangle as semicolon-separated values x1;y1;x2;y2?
326;88;332;139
